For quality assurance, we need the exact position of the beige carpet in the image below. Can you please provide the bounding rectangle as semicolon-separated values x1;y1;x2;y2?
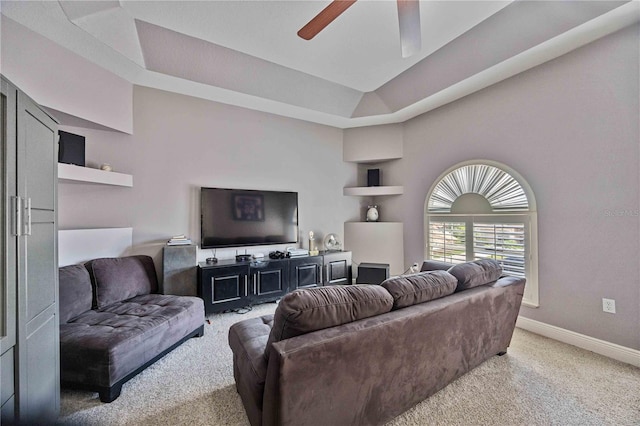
58;303;640;425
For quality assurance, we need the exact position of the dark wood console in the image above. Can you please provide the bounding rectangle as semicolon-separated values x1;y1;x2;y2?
198;251;352;315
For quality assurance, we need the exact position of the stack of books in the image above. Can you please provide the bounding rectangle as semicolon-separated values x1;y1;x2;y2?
167;235;192;246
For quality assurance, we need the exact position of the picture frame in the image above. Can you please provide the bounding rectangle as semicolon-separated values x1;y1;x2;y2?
233;194;264;221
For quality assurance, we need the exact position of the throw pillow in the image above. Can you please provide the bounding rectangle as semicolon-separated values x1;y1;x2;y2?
85;255;159;309
58;264;93;323
447;259;503;292
381;270;458;309
420;260;454;272
264;285;393;359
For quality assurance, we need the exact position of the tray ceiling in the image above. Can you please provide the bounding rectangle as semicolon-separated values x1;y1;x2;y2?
1;1;637;128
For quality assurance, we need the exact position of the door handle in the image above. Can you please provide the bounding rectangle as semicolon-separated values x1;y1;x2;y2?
11;196;22;236
24;197;32;236
244;275;248;296
253;274;257;295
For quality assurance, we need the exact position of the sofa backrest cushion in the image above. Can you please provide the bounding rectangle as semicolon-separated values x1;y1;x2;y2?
85;255;159;309
447;259;503;292
265;285;393;359
381;270;458;309
58;264;93;323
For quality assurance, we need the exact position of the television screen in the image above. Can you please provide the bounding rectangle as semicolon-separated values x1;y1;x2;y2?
200;187;299;249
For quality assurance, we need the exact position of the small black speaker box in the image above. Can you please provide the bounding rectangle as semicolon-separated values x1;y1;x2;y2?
367;169;380;187
58;130;85;167
356;263;390;285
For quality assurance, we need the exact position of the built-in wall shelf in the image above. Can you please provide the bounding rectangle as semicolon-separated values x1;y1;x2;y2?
343;186;404;197
58;163;133;187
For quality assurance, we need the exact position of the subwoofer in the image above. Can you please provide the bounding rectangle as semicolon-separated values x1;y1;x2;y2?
356;263;390;285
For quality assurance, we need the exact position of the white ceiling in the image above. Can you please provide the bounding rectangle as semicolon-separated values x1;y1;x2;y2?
1;1;638;128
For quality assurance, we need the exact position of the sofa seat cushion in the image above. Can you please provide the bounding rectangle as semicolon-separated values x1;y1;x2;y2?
448;259;503;292
381;270;458;309
59;264;93;324
265;285;393;360
228;315;274;426
60;294;204;387
85;256;159;309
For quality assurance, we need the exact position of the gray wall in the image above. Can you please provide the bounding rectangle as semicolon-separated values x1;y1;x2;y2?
59;86;358;265
384;25;639;350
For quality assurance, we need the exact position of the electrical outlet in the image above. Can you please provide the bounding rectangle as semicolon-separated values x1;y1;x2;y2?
602;298;616;314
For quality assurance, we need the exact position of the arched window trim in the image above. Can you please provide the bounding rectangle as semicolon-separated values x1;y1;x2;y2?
424;160;539;308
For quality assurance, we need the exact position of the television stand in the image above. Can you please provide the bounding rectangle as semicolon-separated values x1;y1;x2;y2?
197;251;351;315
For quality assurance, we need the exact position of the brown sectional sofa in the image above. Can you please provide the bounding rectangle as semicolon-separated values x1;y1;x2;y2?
229;259;525;426
59;255;205;402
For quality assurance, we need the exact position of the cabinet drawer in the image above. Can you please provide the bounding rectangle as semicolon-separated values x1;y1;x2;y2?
289;256;323;289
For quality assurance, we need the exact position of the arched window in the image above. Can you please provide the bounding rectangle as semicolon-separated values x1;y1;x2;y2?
425;161;538;307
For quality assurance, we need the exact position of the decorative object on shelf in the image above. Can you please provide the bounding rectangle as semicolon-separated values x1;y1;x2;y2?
206;249;218;264
308;231;319;256
367;169;381;187
167;235;192;246
323;233;342;251
366;205;379;222
100;163;113;172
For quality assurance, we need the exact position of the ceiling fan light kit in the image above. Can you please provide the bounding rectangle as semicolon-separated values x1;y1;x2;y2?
297;0;422;58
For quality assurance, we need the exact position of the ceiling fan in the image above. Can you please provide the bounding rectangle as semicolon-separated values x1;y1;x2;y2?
297;0;421;58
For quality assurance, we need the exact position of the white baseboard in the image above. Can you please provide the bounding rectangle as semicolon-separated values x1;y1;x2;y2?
516;316;640;368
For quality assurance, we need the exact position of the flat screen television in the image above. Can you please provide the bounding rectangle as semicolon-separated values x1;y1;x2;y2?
200;187;299;249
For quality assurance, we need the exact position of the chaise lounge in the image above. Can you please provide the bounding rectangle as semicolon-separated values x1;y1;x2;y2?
229;259;525;425
58;255;205;402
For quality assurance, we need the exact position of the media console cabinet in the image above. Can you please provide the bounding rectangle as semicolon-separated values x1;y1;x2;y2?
197;251;352;314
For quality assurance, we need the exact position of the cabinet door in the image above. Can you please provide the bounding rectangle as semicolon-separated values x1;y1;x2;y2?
15;91;59;423
289;256;323;290
250;260;287;302
198;265;249;315
0;77;17;424
323;252;352;286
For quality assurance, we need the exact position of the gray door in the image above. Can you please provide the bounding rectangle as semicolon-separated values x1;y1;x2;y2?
0;77;18;422
15;90;59;423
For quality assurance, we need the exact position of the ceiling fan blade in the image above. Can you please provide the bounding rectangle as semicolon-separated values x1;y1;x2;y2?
397;0;421;58
298;0;357;40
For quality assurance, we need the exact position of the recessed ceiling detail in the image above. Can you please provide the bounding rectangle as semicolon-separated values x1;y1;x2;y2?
135;19;364;117
59;1;145;67
1;1;638;128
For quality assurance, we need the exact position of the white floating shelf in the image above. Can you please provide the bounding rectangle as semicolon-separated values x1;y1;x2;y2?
343;186;404;196
58;163;133;187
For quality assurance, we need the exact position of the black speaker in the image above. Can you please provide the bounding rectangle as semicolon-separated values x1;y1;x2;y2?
58;130;85;167
356;263;390;285
367;169;380;187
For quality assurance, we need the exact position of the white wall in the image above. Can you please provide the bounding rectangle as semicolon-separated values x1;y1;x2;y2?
385;25;640;350
59;86;359;268
1;16;133;133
